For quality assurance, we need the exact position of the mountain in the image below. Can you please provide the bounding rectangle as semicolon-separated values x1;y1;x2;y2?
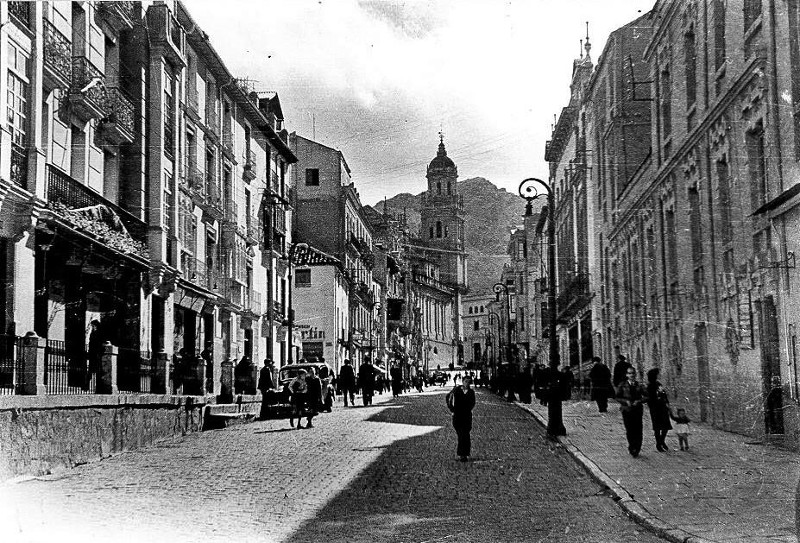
375;177;540;296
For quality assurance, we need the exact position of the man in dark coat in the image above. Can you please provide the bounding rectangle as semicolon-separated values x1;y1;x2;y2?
86;319;104;391
304;370;323;428
339;359;356;406
612;354;633;391
257;360;275;420
358;358;375;406
559;365;575;401
588;356;613;412
616;367;646;457
450;375;477;462
390;363;403;397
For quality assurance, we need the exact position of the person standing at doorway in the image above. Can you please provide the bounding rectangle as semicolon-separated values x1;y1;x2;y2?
616;367;646;457
86;319;104;392
449;375;477;462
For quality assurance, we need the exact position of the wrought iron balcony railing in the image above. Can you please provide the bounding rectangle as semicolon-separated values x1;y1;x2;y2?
95;1;136;32
99;87;135;144
10;144;29;191
43;19;72;90
8;2;31;27
70;56;106;121
45;165;147;252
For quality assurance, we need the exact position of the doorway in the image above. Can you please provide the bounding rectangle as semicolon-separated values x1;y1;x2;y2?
757;296;784;435
694;323;711;422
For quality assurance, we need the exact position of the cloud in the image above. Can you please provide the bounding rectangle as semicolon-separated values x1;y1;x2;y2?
357;0;444;39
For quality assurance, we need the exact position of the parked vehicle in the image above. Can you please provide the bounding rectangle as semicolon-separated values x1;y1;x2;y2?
268;362;335;414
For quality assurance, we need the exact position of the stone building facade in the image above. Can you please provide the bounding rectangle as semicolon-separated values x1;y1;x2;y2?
0;0;295;398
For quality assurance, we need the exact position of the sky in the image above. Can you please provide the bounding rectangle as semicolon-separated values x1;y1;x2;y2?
186;0;654;206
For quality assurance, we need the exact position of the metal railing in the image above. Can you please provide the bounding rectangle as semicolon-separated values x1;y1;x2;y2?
0;335;24;395
245;290;262;315
117;348;153;393
273;300;285;321
46;165;147;245
43;19;72;85
96;1;135;27
8;2;31;27
71;56;106;111
10;144;28;190
102;87;135;136
44;339;93;395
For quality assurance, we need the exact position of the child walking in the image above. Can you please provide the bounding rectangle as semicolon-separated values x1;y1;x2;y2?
670;408;691;450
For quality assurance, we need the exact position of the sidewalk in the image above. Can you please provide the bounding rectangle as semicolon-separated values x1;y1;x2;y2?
517;398;800;543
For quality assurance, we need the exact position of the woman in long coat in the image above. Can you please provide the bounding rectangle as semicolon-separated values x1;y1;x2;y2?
646;367;672;452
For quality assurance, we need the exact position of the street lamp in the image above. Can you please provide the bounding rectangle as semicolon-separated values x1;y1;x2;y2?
285;242;308;365
493;283;513;365
519;177;565;436
371;301;382;361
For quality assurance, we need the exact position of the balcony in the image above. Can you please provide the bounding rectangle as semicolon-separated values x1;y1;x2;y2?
244;290;262;317
272;206;287;235
273;300;285;322
186;87;199;114
145;3;185;68
8;2;31;28
43;20;72;91
556;272;591;322
98;87;135;147
45;165;147;256
245;220;262;246
10;144;29;191
205;108;218;137
243;149;257;181
223;200;238;224
95;1;136;33
69;56;106;122
223;279;244;309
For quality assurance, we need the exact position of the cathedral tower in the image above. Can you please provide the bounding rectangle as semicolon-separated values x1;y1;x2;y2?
420;133;468;291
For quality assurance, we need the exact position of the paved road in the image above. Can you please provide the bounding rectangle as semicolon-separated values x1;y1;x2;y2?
1;389;663;543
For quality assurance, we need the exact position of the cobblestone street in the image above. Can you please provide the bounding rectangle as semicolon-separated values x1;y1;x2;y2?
1;390;662;543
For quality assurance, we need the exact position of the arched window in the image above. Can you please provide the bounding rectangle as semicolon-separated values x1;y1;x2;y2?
436;221;442;238
447;181;451;194
479;305;484;312
468;307;473;314
437;181;441;194
444;225;448;237
429;226;434;239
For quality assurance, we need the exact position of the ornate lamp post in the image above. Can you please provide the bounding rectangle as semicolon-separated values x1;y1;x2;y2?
285;242;308;365
519;177;565;436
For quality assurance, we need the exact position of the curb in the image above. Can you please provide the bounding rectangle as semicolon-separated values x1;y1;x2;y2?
514;401;719;543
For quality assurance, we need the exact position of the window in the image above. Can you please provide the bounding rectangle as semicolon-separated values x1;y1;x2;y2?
685;29;697;108
436;221;442;238
746;122;767;211
473;320;479;331
295;269;311;286
468;307;473;314
305;168;319;186
744;0;762;32
6;41;28;147
660;66;672;139
717;159;733;245
714;0;726;73
429;226;434;239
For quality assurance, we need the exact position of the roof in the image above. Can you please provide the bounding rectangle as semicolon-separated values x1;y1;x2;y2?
292;244;342;267
427;138;456;174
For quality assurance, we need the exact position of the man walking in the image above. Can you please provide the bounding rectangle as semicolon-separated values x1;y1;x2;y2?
449;375;477;462
358;358;375;406
588;356;613;413
612;354;633;390
339;359;356;407
257;359;275;420
616;367;646;457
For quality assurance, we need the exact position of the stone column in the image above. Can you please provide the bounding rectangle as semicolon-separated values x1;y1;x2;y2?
21;332;45;395
98;342;118;394
153;351;170;394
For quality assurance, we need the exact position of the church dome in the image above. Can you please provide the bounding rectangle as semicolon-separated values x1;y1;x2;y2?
428;136;456;172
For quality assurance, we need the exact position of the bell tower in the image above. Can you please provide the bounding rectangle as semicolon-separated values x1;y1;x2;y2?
420;133;468;291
